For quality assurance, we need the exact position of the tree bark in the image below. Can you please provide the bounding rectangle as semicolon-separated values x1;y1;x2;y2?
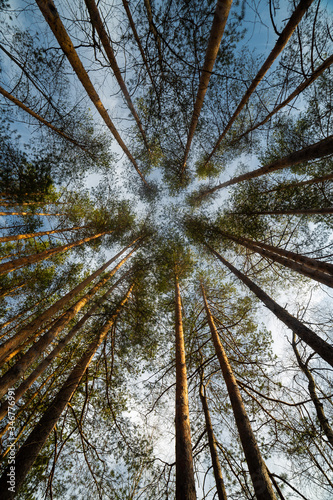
181;0;233;175
201;284;276;500
199;369;228;500
175;275;197;500
0;285;133;499
0;225;88;243
84;0;150;151
205;0;314;166
0;246;137;397
0;232;106;276
35;0;149;187
291;334;333;446
200;134;333;198
0;238;141;362
207;245;333;367
233;207;333;215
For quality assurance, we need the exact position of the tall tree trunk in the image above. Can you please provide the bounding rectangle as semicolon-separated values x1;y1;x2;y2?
0;231;106;276
214;229;333;287
207;245;333;367
181;0;233;175
174;275;197;500
254;173;333;195
201;284;277;500
0;211;63;216
291;334;333;446
234;53;333;143
199;368;228;500
84;0;150;152
0;285;133;499
232;207;333;215
0;238;141;362
215;229;333;276
0;246;137;397
0;225;88;243
35;0;149;187
143;0;164;77
0;270;132;421
0;85;89;152
199;134;333;199
204;0;314;166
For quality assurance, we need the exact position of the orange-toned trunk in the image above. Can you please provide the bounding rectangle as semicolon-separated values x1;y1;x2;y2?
0;225;88;243
175;276;197;500
201;284;276;500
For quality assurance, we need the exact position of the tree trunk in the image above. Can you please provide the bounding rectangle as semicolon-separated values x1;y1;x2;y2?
181;0;233;175
233;207;333;215
0;231;106;276
0;225;88;243
199;368;228;500
0;211;63;216
291;334;333;446
205;0;314;166
0;270;132;421
35;0;149;187
207;245;333;367
174;275;197;500
201;284;277;500
256;172;333;194
200;134;333;198
0;246;137;397
84;0;150;152
0;285;133;499
216;229;333;287
0;238;141;362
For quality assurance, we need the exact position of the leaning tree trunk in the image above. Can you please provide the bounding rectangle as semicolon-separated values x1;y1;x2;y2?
199;134;333;199
291;334;333;446
0;237;141;362
204;0;314;166
175;275;197;500
233;207;333;215
207;245;333;367
199;367;228;500
0;231;106;276
201;284;277;500
35;0;149;187
0;225;89;243
0;270;132;421
181;0;233;175
0;245;138;397
0;285;133;499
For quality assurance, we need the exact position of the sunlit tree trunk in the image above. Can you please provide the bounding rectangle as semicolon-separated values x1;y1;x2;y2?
0;285;134;499
35;0;149;187
0;225;88;243
181;0;233;175
207;245;333;367
0;232;106;276
175;275;197;500
0;238;141;363
205;0;314;166
201;284;277;500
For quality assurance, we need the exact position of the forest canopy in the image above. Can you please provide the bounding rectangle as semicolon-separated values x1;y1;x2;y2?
0;0;333;498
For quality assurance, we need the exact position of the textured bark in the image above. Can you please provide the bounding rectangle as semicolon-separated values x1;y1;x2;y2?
84;0;150;151
0;286;133;499
199;370;228;500
0;85;89;151
175;276;197;500
181;0;233;174
35;0;149;186
0;270;132;421
0;231;106;276
0;238;140;362
207;246;333;367
216;230;333;287
201;284;277;500
292;334;333;446
0;225;88;243
205;0;314;165
201;134;333;198
235;53;333;142
0;246;137;398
